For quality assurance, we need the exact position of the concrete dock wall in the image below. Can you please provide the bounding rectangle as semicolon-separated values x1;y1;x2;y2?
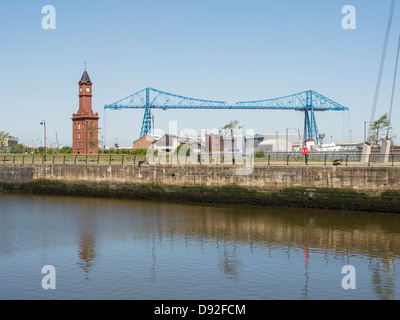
1;163;399;212
0;163;399;194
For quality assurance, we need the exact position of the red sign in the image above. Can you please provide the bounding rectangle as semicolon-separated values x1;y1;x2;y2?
302;147;308;155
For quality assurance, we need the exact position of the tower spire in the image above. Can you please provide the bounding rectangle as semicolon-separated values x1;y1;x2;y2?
80;65;91;83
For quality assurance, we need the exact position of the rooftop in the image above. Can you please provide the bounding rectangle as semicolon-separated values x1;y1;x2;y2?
80;70;91;83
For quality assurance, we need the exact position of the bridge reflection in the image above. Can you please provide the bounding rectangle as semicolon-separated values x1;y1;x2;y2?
2;194;398;299
72;199;400;299
140;205;400;260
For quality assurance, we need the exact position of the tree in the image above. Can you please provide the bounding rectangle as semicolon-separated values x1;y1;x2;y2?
34;147;46;155
219;120;244;165
0;132;11;153
10;144;24;154
87;125;103;151
368;113;396;146
254;150;265;158
219;120;244;137
24;146;34;154
59;146;73;154
175;143;191;157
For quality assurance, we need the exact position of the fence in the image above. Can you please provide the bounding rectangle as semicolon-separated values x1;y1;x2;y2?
0;154;147;165
0;153;251;166
0;151;399;166
259;151;400;166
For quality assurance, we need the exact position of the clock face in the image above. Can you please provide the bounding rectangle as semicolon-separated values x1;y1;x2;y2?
80;88;83;93
86;87;91;93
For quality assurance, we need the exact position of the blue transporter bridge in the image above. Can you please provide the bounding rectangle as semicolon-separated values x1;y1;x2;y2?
104;88;348;146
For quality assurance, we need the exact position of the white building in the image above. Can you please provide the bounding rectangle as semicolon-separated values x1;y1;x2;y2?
243;133;302;152
258;139;292;152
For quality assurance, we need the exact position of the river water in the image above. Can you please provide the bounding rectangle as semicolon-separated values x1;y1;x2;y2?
0;193;399;300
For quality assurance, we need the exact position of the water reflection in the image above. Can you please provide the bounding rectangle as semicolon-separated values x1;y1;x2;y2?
150;234;156;282
302;247;310;298
0;194;399;299
77;233;96;279
73;200;98;280
369;258;397;300
217;242;240;280
138;203;399;299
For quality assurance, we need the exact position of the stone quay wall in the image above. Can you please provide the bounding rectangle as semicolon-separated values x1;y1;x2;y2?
1;163;399;212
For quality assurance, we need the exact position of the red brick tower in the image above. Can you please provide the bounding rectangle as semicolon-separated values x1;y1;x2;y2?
72;68;100;154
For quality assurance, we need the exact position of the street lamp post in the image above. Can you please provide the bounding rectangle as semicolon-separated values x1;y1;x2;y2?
148;115;155;155
40;120;47;154
286;128;300;152
151;115;154;138
318;133;326;146
286;128;288;153
231;128;235;165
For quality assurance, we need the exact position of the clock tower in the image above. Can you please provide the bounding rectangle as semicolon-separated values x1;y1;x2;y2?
72;68;100;154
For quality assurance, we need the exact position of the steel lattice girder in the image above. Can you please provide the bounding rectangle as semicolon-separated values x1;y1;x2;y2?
140;108;152;138
303;109;321;145
104;88;348;141
105;88;230;110
105;88;348;111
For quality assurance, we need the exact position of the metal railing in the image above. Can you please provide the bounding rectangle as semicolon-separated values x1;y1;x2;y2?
257;151;400;166
0;154;252;166
0;152;399;166
0;154;148;165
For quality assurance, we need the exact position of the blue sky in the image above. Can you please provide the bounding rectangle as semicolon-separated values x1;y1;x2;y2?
0;0;399;146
